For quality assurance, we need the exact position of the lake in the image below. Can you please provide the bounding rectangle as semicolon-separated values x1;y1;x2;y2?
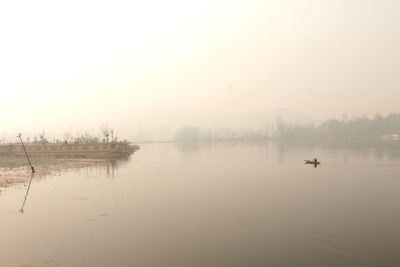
1;142;400;267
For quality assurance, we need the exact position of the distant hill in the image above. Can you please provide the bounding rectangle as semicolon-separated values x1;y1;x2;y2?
126;106;315;142
167;107;313;128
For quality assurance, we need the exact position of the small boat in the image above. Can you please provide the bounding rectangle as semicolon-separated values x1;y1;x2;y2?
304;159;320;165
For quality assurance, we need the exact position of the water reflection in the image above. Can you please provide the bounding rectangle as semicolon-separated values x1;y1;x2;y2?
273;140;400;161
106;160;116;178
20;173;34;213
306;162;320;168
16;157;130;212
172;141;400;167
173;142;204;154
1;143;400;267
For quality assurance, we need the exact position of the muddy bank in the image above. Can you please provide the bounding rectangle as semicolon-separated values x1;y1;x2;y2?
0;156;123;190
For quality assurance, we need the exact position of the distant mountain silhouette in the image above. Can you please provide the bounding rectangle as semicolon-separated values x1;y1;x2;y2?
127;106;314;142
164;107;314;129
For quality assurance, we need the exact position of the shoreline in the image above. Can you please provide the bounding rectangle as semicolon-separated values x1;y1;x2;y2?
0;156;122;191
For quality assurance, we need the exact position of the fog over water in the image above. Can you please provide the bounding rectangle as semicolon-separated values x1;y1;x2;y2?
1;143;400;267
1;1;400;267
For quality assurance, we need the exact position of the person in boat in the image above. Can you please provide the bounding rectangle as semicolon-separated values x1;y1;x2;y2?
314;158;318;164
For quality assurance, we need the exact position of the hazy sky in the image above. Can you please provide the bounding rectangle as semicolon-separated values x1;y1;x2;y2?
1;0;399;136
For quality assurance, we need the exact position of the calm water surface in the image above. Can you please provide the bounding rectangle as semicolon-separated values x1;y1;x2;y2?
1;143;400;267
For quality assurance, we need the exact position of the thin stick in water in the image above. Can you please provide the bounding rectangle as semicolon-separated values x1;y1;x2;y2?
17;133;35;173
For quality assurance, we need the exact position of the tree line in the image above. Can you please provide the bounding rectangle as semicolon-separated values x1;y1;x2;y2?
173;113;400;143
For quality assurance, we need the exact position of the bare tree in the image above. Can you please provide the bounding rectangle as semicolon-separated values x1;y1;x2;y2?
63;127;73;143
99;123;111;143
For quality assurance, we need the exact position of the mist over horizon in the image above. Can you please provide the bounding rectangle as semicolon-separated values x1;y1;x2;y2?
1;107;399;143
2;2;400;266
1;0;400;141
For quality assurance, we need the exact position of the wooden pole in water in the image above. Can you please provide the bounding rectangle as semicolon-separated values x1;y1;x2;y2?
17;133;35;173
